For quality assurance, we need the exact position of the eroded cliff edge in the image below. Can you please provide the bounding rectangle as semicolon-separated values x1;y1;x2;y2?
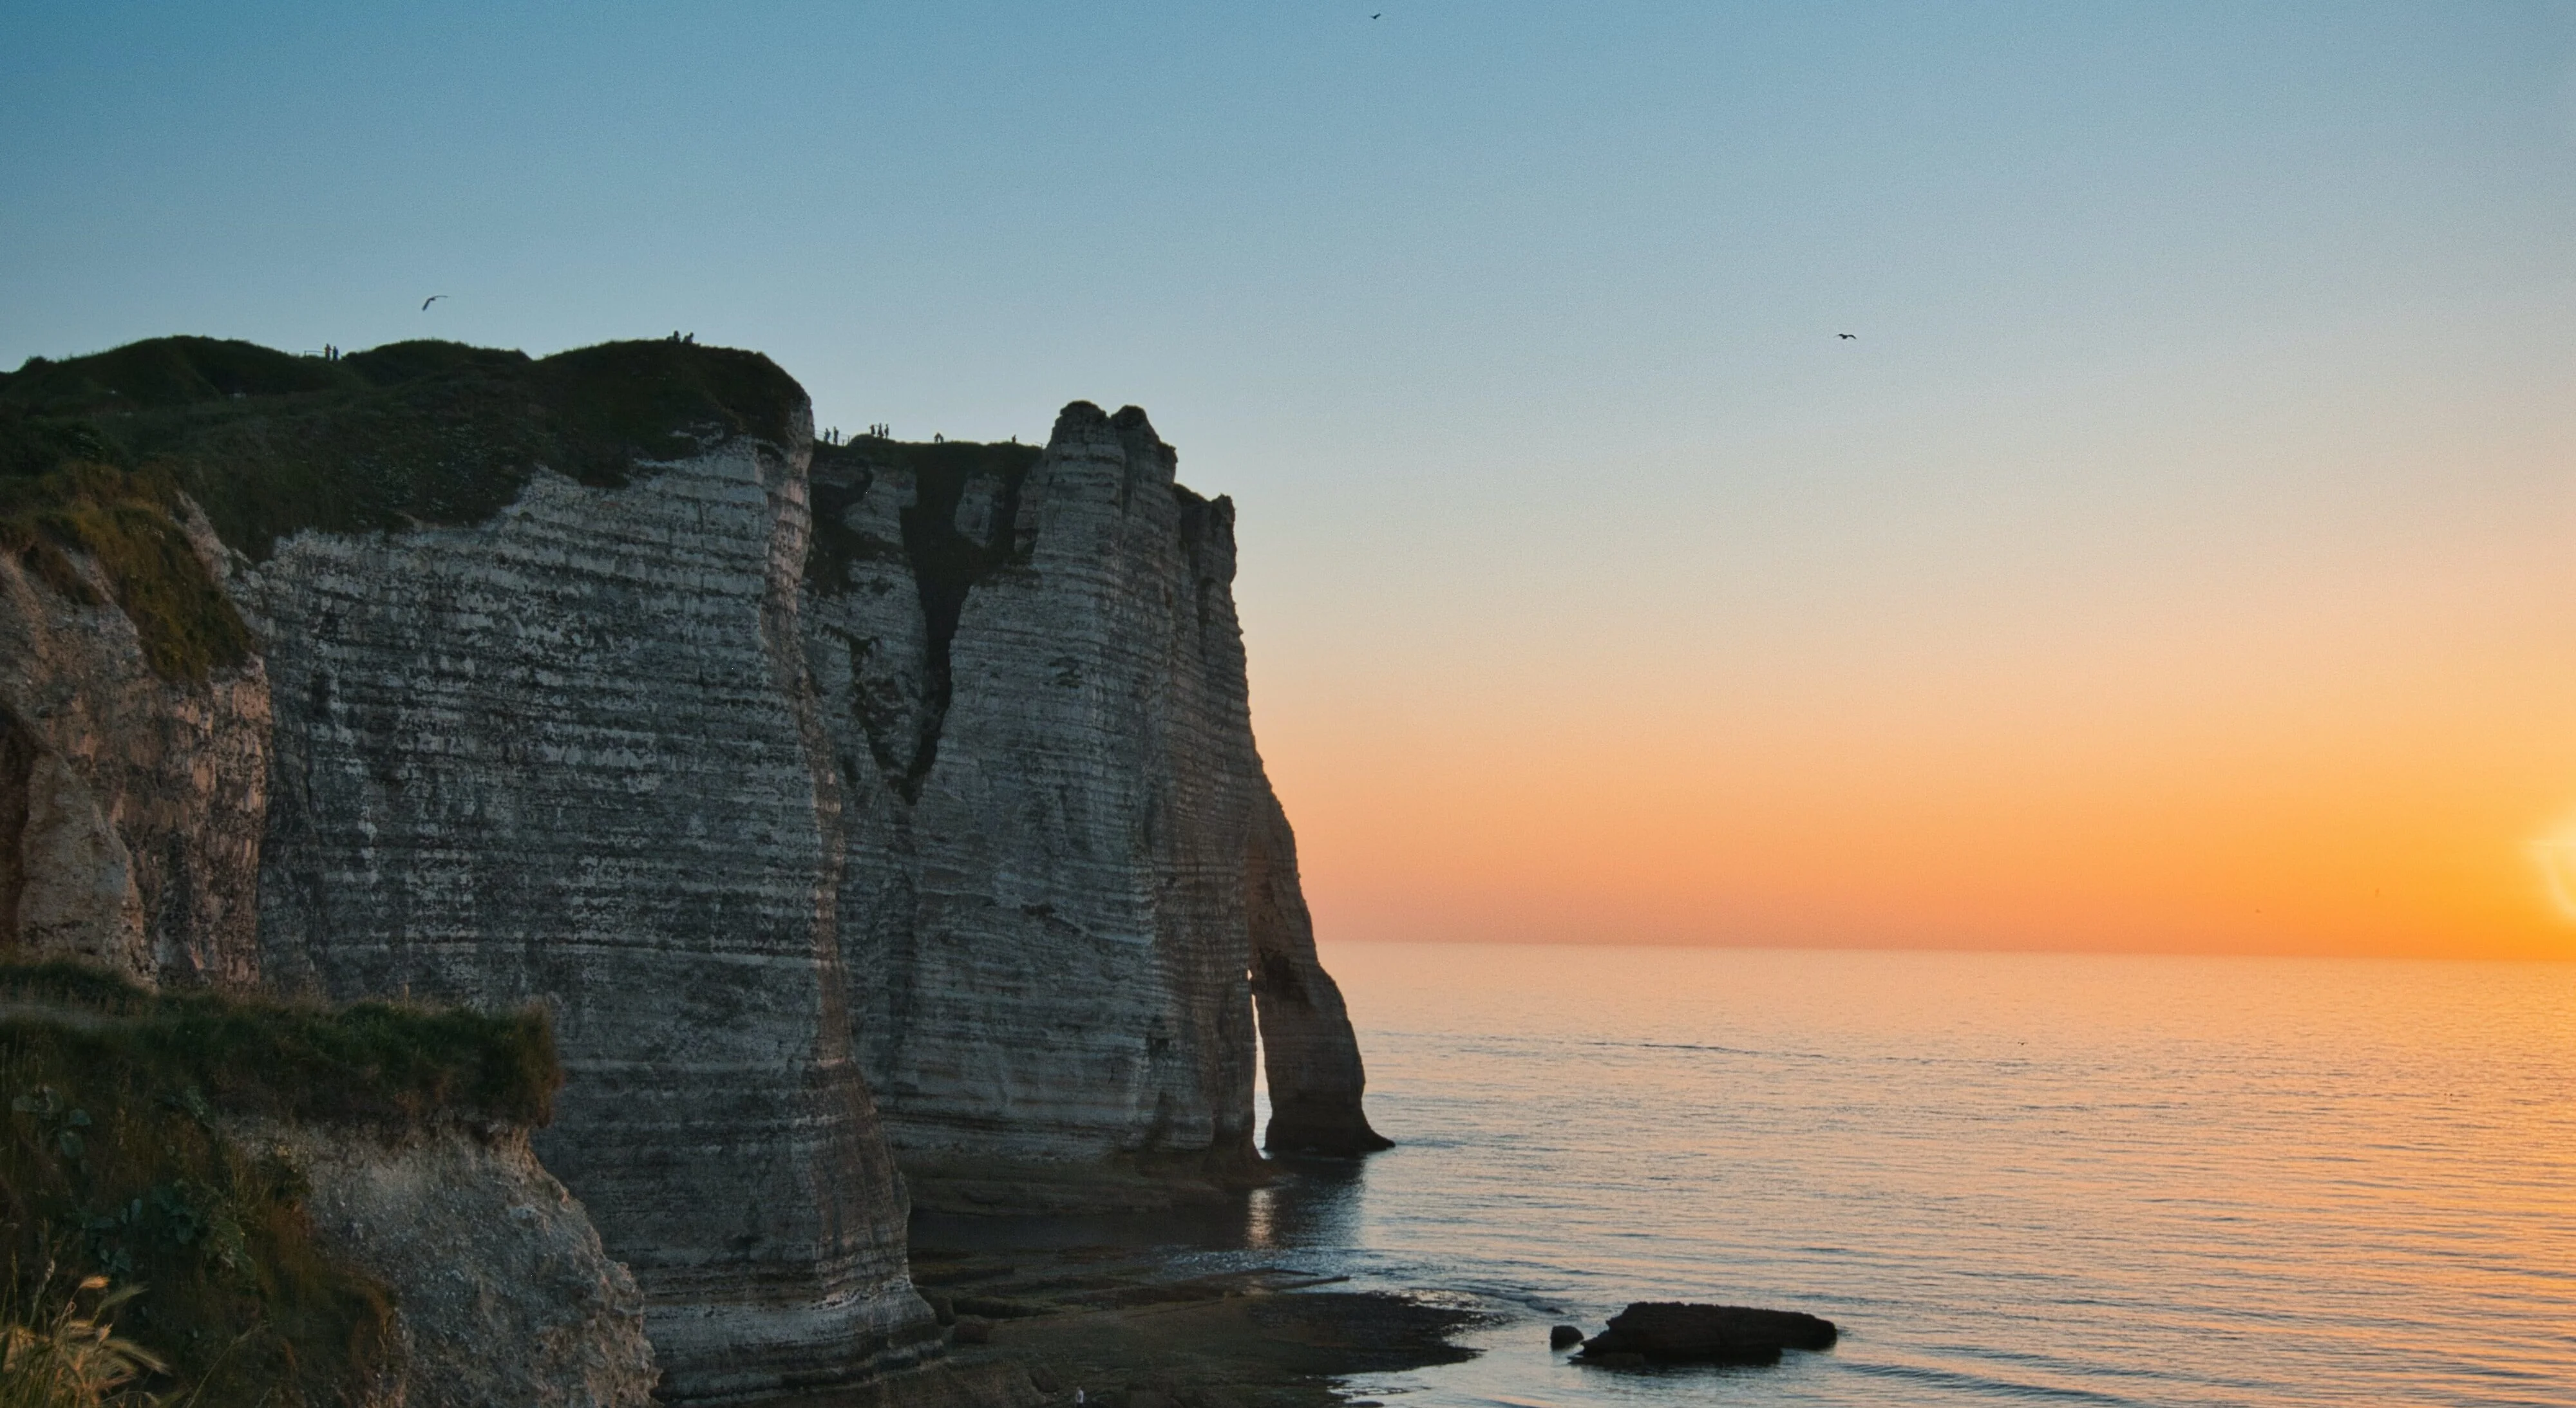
0;467;267;989
806;402;1385;1209
0;961;657;1408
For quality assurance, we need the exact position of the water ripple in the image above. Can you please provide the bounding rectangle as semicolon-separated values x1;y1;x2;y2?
1256;944;2576;1408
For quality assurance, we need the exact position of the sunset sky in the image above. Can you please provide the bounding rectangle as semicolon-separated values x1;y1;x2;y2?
7;3;2574;959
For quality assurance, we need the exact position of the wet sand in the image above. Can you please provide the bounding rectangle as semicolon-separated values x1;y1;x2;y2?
911;1235;1494;1408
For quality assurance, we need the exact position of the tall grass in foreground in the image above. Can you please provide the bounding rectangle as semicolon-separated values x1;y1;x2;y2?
0;961;564;1405
0;1271;167;1408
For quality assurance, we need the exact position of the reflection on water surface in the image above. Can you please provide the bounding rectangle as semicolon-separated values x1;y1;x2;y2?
922;944;2576;1407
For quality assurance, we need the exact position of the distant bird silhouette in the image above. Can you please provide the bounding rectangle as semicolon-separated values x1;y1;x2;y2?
1372;12;1381;17
421;295;447;311
1837;332;1855;339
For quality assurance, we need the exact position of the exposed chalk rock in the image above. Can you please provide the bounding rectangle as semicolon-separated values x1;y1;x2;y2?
7;333;1393;1394
254;1119;659;1408
243;426;938;1398
0;499;269;988
806;403;1383;1205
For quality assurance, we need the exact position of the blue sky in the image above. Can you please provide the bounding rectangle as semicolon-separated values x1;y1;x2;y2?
8;3;2576;953
10;4;2566;442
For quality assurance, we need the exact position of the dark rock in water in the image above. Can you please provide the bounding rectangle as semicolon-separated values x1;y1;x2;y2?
1575;1302;1838;1366
1549;1324;1586;1349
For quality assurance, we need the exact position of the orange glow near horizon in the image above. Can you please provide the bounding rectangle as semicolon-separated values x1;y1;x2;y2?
1245;479;2576;964
1267;706;2576;962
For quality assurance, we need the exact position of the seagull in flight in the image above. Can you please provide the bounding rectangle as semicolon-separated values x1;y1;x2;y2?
421;294;448;311
1837;332;1855;339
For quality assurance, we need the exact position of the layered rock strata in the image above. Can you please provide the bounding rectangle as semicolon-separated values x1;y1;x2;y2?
805;402;1385;1207
1245;792;1392;1156
243;428;938;1399
0;501;267;988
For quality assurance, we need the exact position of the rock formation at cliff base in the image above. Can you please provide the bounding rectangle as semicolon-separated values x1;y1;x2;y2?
256;1118;662;1407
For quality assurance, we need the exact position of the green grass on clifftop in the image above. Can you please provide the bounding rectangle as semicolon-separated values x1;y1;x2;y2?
0;456;256;682
0;335;807;683
0;962;559;1127
0;962;562;1405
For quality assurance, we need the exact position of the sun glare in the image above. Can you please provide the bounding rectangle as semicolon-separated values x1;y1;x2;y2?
2529;818;2576;922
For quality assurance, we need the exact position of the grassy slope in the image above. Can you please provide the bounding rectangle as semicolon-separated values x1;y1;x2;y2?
0;335;807;682
0;961;559;1405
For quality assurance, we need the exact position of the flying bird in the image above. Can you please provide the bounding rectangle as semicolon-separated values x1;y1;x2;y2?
421;294;447;311
1837;332;1855;339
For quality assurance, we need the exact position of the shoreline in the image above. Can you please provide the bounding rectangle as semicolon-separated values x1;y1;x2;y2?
902;1219;1497;1408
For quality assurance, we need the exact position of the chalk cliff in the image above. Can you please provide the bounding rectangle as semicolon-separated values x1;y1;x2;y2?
0;493;267;989
3;340;938;1399
239;410;938;1400
252;1119;661;1408
0;333;1385;1396
804;402;1383;1207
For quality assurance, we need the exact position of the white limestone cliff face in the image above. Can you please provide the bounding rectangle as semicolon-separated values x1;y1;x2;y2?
0;481;685;1403
804;402;1384;1208
251;1118;659;1408
0;502;268;988
243;426;940;1400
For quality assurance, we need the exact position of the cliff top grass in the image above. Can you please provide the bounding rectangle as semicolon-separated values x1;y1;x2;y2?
0;961;558;1128
0;962;562;1405
0;335;807;683
805;435;1045;596
0;456;256;682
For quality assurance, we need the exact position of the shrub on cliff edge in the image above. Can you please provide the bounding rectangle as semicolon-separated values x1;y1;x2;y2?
0;963;564;1405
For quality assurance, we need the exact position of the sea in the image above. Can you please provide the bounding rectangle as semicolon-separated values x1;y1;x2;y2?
951;943;2576;1407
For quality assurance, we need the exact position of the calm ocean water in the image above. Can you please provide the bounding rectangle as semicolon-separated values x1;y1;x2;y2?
1192;943;2575;1407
